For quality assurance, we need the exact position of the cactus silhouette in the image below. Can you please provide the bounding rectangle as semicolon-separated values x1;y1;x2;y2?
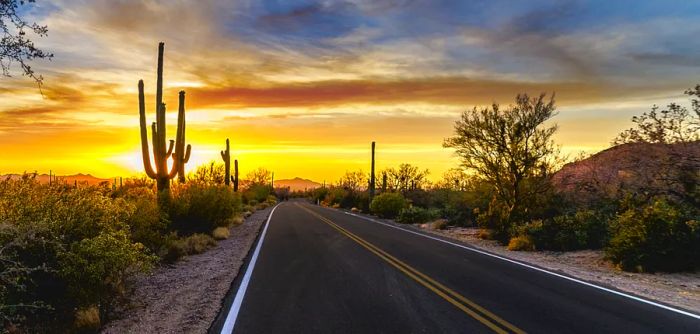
233;159;239;192
370;141;376;199
138;42;191;192
221;138;232;186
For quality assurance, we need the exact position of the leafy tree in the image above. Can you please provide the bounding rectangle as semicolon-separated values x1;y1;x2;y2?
382;164;430;193
1;0;53;85
245;168;272;187
614;86;700;145
612;86;700;207
444;93;559;238
337;170;366;192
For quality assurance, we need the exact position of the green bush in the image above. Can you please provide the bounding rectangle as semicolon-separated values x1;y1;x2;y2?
370;193;407;218
606;199;700;272
476;199;512;243
163;233;217;263
0;176;154;331
243;184;273;204
169;182;240;235
397;206;440;224
521;210;608;251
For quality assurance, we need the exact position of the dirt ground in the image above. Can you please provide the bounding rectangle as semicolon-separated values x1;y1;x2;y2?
417;224;700;314
101;207;273;334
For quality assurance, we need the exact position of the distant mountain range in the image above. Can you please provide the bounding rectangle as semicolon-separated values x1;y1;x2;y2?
1;173;111;185
274;177;322;191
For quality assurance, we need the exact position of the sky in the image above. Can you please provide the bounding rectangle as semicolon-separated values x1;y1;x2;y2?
1;0;700;182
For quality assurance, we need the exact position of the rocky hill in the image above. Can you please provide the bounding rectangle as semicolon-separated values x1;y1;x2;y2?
553;141;700;205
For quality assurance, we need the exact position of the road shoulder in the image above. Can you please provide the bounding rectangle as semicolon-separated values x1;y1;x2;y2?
326;207;700;315
101;207;274;334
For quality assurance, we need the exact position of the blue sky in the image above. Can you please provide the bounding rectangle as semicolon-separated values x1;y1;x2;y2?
1;0;699;179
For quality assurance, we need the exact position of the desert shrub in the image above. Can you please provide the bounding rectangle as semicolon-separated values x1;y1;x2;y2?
397;206;440;224
431;219;448;230
59;229;154;310
441;191;485;226
121;187;169;254
476;199;512;243
0;176;154;331
520;210;609;251
212;227;230;240
370;193;407;218
507;235;535;251
73;306;101;333
169;182;240;234
606;199;700;272
163;233;217;263
243;184;272;204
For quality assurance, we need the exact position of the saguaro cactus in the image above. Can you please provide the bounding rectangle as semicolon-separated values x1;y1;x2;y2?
221;138;232;186
138;42;191;192
233;159;239;192
381;171;387;193
369;141;376;199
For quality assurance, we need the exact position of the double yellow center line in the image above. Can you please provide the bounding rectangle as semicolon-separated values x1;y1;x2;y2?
296;204;525;334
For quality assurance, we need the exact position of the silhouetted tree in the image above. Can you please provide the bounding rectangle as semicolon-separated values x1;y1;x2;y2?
0;0;53;85
612;86;700;207
614;86;700;145
382;164;429;193
444;93;559;238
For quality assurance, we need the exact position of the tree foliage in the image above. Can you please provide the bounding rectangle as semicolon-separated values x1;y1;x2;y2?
614;86;700;145
0;0;53;85
444;93;559;237
381;163;430;193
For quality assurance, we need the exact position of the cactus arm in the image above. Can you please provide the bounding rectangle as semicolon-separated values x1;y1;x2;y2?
220;150;226;159
183;144;191;163
165;140;174;159
151;122;159;173
138;80;157;179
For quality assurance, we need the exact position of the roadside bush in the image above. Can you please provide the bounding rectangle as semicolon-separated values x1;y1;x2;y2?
169;182;240;235
476;199;512;243
521;210;608;251
507;235;535;251
212;227;230;240
370;193;407;218
397;206;440;224
121;187;169;255
606;199;700;272
0;176;154;331
243;184;272;204
163;233;217;263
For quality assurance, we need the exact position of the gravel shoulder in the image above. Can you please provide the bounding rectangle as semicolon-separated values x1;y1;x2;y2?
101;207;273;334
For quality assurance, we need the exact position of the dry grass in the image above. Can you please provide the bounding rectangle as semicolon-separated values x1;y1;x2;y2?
73;306;100;332
507;235;535;251
212;227;230;240
477;229;494;240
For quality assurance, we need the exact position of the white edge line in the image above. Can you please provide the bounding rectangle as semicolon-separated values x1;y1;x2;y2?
336;209;700;321
221;203;281;334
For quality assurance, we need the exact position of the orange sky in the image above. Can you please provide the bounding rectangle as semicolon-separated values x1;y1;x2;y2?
1;1;698;182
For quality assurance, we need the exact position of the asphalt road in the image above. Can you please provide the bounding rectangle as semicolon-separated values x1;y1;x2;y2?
213;201;700;333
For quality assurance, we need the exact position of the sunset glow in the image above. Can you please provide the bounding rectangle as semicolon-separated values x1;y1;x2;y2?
2;1;699;181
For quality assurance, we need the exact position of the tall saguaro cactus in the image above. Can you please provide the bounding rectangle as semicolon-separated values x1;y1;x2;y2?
369;141;376;199
233;159;239;192
221;138;232;186
139;42;191;193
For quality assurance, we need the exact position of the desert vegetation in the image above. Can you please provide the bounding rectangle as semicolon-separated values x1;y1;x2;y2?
0;42;278;332
311;89;699;274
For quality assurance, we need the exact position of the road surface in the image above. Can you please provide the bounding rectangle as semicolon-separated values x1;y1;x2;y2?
212;201;700;333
